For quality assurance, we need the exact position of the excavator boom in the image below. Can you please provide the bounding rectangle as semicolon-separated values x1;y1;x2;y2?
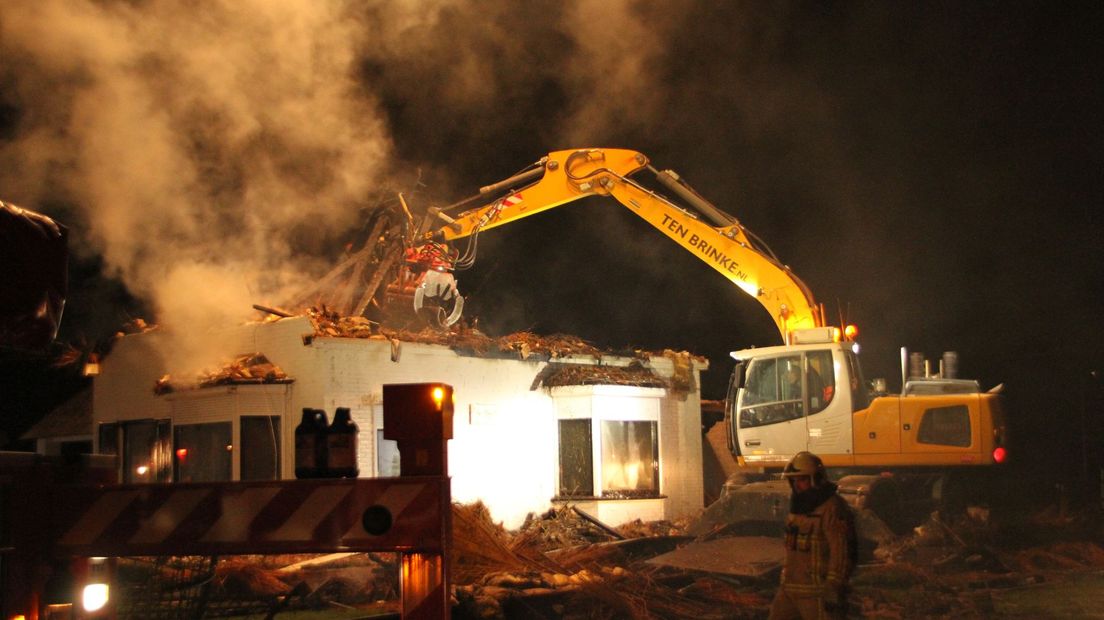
426;148;822;340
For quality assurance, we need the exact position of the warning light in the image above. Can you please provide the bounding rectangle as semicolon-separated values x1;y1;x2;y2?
135;465;149;476
176;448;188;459
82;583;109;612
830;327;841;342
992;446;1007;464
844;324;859;340
431;386;445;410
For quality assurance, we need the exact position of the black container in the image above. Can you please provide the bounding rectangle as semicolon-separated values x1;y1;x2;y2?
294;408;329;479
326;407;359;478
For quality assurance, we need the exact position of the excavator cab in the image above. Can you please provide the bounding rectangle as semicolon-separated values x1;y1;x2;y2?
728;338;859;468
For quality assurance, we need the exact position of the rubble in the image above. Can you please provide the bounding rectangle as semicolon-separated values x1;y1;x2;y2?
304;306;606;359
108;499;1104;619
450;502;757;619
531;360;667;390
153;353;291;394
299;305;707;365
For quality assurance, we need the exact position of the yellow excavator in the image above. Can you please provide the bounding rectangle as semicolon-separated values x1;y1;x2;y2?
403;148;1008;529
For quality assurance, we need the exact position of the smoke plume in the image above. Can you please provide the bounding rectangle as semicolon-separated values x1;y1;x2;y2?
0;0;396;369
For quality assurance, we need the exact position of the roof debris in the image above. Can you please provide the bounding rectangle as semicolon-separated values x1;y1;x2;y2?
450;502;741;619
128;305;701;395
300;306;706;379
154;353;291;394
305;306;605;359
530;360;667;390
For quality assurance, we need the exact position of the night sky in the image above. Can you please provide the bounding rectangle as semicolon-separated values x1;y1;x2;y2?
1;1;1101;472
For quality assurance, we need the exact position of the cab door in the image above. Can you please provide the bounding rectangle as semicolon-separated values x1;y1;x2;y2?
804;348;854;457
734;354;808;464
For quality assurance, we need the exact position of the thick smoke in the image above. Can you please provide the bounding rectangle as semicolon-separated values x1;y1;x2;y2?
0;0;669;372
4;1;1094;399
0;0;395;370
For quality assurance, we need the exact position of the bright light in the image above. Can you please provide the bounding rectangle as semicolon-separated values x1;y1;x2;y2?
851;342;861;355
735;280;759;298
82;583;109;612
431;386;445;409
830;327;841;342
992;446;1007;464
176;448;188;459
844;324;859;340
135;465;149;476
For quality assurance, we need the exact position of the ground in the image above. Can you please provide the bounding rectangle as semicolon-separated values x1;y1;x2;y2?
110;494;1104;619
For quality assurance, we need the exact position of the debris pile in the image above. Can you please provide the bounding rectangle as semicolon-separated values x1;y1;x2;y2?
305;306;608;359
450;502;748;619
531;361;667;390
154;353;290;394
111;500;1104;619
512;505;625;553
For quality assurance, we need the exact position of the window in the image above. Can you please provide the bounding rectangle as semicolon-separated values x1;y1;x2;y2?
174;422;232;482
600;420;658;499
806;350;836;415
98;423;118;456
557;418;660;499
377;430;400;477
553;387;663;500
240;416;281;480
917;405;971;447
109;419;171;483
846;351;870;411
739;355;804;428
738;351;839;428
558;419;593;497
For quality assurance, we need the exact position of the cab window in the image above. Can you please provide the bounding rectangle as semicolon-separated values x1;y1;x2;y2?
739;355;804;428
846;351;870;411
806;350;836;415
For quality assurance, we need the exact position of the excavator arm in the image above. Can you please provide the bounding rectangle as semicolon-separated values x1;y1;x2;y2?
423;148;822;341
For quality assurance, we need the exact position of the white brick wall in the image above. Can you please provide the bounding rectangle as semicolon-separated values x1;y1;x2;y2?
92;317;708;529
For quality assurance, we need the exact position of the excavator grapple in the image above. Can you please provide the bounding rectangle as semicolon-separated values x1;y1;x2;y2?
413;269;463;328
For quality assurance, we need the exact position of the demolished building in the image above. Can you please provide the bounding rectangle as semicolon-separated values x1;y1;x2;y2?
92;312;708;529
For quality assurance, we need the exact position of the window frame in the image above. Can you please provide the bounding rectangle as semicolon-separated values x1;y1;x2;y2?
173;421;233;482
737;350;838;429
552;385;664;501
240;415;282;481
916;405;972;447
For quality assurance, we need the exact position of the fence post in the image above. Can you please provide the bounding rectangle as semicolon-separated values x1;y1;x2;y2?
384;383;454;619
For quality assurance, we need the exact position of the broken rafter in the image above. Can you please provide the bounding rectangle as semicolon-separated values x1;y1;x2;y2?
351;227;403;317
287;243;377;310
323;214;392;316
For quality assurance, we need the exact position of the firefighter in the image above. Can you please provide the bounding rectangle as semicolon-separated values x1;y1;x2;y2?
768;451;857;620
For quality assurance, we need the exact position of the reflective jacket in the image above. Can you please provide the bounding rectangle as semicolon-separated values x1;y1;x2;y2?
779;491;855;598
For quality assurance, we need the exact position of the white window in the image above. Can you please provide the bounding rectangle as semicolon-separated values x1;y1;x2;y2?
241;416;281;480
174;422;232;482
552;385;663;499
98;419;172;483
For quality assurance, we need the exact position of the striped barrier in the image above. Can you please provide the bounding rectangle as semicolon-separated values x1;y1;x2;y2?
51;476;448;557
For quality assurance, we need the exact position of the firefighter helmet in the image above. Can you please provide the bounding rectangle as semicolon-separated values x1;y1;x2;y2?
782;451;827;486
